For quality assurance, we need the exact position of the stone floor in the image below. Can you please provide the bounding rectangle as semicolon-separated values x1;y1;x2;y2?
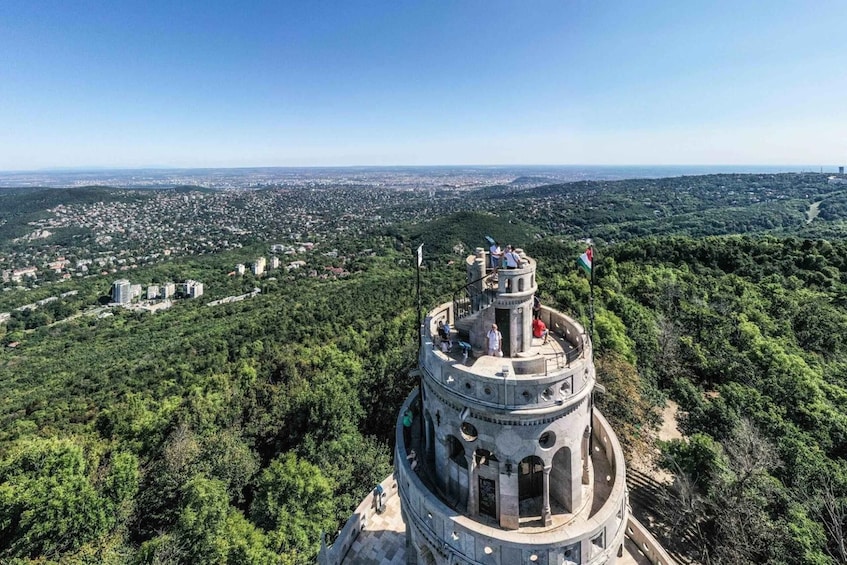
342;492;654;565
435;326;577;380
342;492;406;564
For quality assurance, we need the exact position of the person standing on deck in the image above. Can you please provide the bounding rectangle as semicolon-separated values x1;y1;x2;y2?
503;245;520;269
532;317;549;344
486;323;502;356
489;241;502;270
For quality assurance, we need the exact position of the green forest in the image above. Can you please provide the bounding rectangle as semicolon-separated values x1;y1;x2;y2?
2;173;847;564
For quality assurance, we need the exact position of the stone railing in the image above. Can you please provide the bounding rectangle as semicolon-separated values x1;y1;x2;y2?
625;516;678;565
316;474;399;565
538;304;585;360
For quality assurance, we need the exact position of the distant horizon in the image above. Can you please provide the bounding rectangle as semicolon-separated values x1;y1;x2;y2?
2;2;845;170
1;163;842;174
0;163;841;190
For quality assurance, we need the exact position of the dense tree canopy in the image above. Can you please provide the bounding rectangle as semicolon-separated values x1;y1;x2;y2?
3;173;847;563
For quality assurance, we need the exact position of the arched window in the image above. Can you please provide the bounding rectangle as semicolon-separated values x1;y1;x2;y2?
446;435;467;468
475;448;497;466
518;455;544;519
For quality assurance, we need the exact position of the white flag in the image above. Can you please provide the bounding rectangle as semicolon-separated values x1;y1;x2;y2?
416;244;423;267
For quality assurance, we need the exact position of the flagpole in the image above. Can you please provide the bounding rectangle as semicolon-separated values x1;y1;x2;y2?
415;244;425;441
589;244;595;339
415;244;423;349
588;244;595;456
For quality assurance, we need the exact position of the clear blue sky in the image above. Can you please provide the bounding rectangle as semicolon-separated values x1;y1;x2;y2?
1;0;846;170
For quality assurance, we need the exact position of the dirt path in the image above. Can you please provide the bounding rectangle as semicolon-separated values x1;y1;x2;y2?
629;399;682;481
659;400;682;442
807;201;821;223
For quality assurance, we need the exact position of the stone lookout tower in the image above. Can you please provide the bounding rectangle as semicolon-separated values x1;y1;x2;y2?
395;247;629;564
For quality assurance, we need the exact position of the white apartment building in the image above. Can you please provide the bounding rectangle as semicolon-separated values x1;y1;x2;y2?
253;257;266;276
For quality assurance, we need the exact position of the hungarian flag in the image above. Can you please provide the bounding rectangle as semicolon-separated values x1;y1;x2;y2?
578;247;592;276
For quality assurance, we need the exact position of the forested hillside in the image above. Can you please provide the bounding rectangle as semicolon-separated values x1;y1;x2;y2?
0;253;429;563
2;174;847;564
544;236;847;564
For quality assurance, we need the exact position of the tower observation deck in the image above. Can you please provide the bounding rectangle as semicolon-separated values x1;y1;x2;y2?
396;247;628;564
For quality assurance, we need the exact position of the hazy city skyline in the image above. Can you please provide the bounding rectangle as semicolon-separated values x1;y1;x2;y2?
2;1;846;171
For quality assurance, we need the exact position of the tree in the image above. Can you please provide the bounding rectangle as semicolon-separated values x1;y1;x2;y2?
250;452;335;559
0;437;113;559
595;353;658;460
174;475;230;563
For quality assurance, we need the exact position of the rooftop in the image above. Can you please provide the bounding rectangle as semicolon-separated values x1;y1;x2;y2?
432;329;577;380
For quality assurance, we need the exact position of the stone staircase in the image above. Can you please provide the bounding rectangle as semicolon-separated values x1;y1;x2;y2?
454;308;482;337
626;468;699;565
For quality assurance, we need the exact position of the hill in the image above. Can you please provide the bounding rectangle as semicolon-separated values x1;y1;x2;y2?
1;174;847;563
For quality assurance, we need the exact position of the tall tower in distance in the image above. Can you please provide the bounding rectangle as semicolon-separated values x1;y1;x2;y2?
321;246;673;565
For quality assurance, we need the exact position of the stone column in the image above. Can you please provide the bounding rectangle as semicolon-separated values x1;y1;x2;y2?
424;415;433;466
542;465;553;526
435;436;449;493
467;453;478;516
499;464;520;530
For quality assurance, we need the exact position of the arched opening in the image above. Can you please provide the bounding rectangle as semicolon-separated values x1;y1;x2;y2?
518;277;525;292
476;449;498;519
582;426;591;485
424;411;435;468
475;448;497;466
551;446;574;513
447;435;466;467
518;455;544;520
444;435;468;508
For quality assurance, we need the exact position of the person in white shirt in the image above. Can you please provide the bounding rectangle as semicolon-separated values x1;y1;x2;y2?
503;245;521;269
486;323;502;356
489;241;502;270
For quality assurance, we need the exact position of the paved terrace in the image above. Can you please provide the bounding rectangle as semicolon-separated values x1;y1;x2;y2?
434;328;577;380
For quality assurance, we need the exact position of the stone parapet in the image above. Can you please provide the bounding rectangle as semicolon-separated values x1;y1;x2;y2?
421;304;593;413
625;517;678;565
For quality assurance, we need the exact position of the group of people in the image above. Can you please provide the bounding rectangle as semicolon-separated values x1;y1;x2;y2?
482;240;552;356
485;315;548;357
488;241;522;270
